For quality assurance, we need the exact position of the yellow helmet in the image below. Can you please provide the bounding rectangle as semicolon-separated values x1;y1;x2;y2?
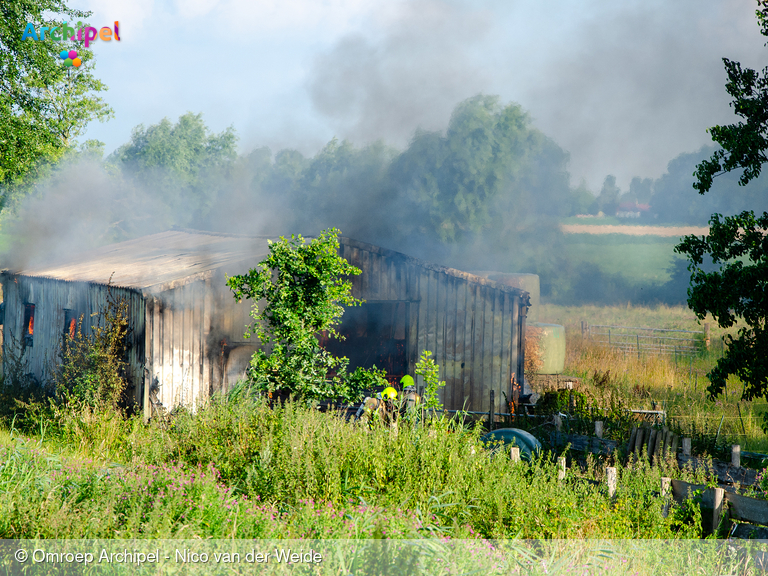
382;386;398;400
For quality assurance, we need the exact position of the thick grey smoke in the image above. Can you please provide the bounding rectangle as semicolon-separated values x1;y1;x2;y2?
308;0;767;190
519;0;766;190
308;0;491;146
1;160;165;271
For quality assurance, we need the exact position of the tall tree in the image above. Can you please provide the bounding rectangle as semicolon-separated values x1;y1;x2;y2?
676;0;768;422
391;95;571;243
0;0;111;209
109;113;237;227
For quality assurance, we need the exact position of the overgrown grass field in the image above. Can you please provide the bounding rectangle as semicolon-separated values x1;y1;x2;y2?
0;397;706;540
540;303;765;454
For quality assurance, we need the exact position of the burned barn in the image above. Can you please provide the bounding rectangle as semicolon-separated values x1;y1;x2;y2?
0;230;529;415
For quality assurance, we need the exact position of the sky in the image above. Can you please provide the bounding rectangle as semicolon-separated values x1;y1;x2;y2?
77;0;768;193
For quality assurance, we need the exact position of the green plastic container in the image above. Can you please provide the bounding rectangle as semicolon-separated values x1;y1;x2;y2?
529;322;566;374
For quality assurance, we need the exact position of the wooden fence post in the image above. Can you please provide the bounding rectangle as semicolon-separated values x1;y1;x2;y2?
646;429;657;461
489;389;495;432
713;487;726;535
671;434;680;457
653;429;664;463
605;467;617;498
704;323;710;350
662;428;671;458
554;414;562;432
510;447;520;463
635;428;645;458
732;445;741;468
595;421;604;439
660;477;671;518
628;426;638;453
557;457;566;481
682;437;691;458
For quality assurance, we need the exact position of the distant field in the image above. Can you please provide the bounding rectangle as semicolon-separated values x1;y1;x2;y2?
561;224;709;237
560;232;682;284
538;302;742;340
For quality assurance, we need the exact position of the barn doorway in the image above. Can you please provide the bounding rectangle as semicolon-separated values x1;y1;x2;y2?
323;301;409;385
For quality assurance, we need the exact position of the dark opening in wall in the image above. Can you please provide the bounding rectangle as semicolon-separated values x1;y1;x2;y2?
23;303;35;347
323;302;408;385
63;309;78;339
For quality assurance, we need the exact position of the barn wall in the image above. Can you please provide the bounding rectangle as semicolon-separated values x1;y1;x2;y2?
339;239;528;413
0;274;145;404
2;237;527;417
143;271;256;413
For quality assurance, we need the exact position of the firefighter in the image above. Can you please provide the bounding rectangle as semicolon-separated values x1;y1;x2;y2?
355;386;398;426
399;375;421;412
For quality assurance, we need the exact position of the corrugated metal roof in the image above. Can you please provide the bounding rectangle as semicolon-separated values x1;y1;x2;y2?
8;229;529;303
13;230;272;292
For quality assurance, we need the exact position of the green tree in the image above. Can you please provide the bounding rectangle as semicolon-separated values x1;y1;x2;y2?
595;175;620;216
0;1;111;209
675;1;768;420
391;95;571;243
226;229;367;403
109;112;237;226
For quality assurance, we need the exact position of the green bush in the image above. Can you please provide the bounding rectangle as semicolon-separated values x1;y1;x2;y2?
51;289;131;412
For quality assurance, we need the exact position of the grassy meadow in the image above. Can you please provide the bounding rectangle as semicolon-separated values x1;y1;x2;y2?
560;234;680;284
0;395;709;541
538;302;764;454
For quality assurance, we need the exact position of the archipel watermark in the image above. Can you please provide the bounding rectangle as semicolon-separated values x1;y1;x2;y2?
22;21;120;48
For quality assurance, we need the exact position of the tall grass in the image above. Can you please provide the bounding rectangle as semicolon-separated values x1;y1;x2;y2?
539;303;768;454
0;396;704;539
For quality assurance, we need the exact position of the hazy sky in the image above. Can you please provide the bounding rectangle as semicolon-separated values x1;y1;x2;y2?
78;0;767;192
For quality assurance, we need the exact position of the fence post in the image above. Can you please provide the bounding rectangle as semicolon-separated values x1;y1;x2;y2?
489;389;495;432
732;445;741;468
581;321;586;339
557;457;566;481
637;334;640;361
605;467;617;497
653;430;663;464
682;437;691;458
704;323;710;350
671;434;679;457
635;428;645;458
661;477;671;518
595;421;604;439
510;446;520;463
646;429;657;462
628;426;638;453
713;487;726;535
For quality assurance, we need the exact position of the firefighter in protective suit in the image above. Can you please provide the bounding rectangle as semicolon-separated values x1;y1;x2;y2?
354;376;421;427
355;386;398;426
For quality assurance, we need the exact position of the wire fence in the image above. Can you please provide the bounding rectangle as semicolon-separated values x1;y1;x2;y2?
582;322;710;361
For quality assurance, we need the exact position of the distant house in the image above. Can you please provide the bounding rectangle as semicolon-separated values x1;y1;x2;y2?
1;230;530;417
616;201;651;219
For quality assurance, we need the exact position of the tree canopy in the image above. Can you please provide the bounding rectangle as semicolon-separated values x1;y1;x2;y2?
675;0;768;421
0;0;111;210
108;112;237;227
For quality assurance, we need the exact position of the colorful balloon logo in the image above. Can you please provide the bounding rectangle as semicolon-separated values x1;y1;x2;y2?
60;49;81;68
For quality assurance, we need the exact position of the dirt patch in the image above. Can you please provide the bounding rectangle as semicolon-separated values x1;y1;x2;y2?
561;224;709;237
